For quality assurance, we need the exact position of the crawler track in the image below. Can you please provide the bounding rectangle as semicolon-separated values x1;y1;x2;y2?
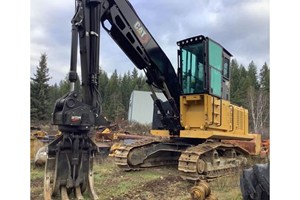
178;142;248;181
110;138;160;170
112;139;249;181
111;138;190;170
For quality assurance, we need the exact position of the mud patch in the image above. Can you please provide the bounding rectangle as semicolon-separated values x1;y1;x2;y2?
31;177;43;200
113;175;191;200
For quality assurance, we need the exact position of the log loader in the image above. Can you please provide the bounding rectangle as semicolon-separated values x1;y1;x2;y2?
44;0;262;199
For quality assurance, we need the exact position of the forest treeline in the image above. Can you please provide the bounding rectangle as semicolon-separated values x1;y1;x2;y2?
31;53;269;138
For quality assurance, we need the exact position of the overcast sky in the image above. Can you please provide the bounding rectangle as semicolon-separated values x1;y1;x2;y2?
31;0;269;85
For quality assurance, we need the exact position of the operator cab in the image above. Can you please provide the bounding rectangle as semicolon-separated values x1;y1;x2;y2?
177;35;232;100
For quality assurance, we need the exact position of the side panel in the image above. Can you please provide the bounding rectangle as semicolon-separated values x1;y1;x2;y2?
179;94;252;140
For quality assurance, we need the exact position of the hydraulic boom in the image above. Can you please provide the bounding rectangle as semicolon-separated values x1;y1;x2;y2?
44;0;184;199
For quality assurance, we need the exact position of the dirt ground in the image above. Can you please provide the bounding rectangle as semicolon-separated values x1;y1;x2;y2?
30;123;246;200
30;157;243;200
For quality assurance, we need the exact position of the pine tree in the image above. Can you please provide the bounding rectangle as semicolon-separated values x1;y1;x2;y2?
98;67;109;116
230;59;241;105
104;70;125;121
48;83;60;114
131;68;139;90
136;73;149;90
245;61;258;132
98;67;109;100
260;62;270;93
245;61;270;135
58;78;70;96
247;61;259;90
258;63;270;138
120;71;132;119
31;53;52;123
230;60;248;107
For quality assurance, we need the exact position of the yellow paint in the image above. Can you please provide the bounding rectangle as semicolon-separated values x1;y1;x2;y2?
179;94;252;140
150;94;254;141
150;130;170;137
179;129;254;140
101;128;111;134
30;137;45;161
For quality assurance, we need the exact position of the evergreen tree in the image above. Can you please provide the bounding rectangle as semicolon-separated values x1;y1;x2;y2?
247;61;259;90
136;73;149;90
120;71;132;119
48;83;60;113
98;67;109;115
31;53;52;122
104;70;125;121
258;63;270;138
230;60;248;107
245;61;258;132
98;67;109;98
58;75;70;96
230;59;241;105
131;68;139;90
259;62;270;92
230;60;270;134
239;64;250;108
244;61;270;136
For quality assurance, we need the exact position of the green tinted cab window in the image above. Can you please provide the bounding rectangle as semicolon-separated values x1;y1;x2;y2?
181;43;205;94
208;40;223;97
209;40;222;70
210;68;222;97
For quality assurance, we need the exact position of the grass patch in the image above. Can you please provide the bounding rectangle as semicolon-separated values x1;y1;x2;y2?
30;164;44;181
93;159;166;199
209;173;242;200
30;163;44;199
29;157;252;200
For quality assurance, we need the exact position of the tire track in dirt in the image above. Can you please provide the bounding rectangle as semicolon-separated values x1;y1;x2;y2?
113;176;191;200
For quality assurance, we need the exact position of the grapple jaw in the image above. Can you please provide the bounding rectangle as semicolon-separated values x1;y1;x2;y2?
44;133;99;200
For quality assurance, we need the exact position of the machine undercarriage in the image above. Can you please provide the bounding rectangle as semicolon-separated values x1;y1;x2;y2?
111;138;250;182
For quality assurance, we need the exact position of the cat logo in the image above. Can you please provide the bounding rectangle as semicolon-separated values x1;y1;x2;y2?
134;21;150;45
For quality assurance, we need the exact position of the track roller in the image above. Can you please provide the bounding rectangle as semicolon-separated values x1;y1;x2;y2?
190;181;218;200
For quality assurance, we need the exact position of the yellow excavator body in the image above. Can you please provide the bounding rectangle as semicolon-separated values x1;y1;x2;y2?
152;94;254;141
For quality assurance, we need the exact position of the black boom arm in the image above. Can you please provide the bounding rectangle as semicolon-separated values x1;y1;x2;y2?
99;0;182;133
